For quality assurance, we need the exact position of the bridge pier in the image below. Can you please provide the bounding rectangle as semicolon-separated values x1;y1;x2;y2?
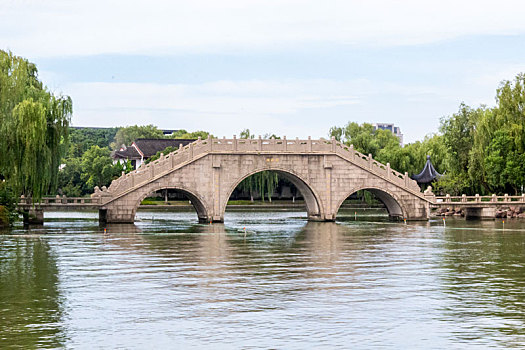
464;207;496;219
99;208;135;224
22;208;44;225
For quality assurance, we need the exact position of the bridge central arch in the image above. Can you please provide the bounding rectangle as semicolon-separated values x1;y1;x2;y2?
222;168;324;221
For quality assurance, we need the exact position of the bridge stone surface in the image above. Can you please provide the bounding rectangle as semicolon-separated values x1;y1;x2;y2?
91;136;434;223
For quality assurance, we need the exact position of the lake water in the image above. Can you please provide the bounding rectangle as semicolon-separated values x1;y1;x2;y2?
1;209;525;349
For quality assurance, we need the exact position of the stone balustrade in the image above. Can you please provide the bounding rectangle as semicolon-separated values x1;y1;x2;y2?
19;195;102;207
435;194;525;204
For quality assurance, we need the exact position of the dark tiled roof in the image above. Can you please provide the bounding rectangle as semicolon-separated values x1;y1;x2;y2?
113;146;141;159
411;155;442;184
133;139;196;158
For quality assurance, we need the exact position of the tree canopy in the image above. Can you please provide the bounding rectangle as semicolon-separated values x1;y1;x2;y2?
0;50;71;202
171;129;211;139
111;125;164;150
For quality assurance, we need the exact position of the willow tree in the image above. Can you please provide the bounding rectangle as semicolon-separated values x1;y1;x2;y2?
0;50;71;203
237;129;280;202
238;170;279;202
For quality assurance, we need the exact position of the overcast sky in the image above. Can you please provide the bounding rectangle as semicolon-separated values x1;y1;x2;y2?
2;0;525;142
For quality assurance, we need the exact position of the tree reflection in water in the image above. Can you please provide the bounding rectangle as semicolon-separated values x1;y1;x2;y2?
0;236;64;348
439;220;525;347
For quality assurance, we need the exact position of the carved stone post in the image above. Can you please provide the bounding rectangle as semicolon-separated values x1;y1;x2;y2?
324;160;333;220
212;157;222;222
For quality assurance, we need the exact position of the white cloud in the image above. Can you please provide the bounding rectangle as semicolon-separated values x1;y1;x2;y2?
2;0;525;58
64;78;465;140
67;79;359;117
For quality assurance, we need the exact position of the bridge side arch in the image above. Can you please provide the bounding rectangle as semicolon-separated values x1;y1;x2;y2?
131;183;211;223
334;185;407;220
222;167;325;221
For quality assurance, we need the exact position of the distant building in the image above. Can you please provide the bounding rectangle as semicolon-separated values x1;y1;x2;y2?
372;123;403;146
112;138;195;169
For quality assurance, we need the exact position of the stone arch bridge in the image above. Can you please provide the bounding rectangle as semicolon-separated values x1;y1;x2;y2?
91;137;434;223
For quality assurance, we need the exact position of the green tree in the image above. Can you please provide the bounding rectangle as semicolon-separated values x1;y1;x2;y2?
0;50;71;204
145;146;178;164
440;104;478;175
330;122;401;158
236;129;280;201
68;127;118;157
80;146;120;190
57;157;85;197
0;181;17;227
240;129;255;139
238;171;279;202
171;129;211;139
111;125;164;150
464;74;525;194
328;126;343;141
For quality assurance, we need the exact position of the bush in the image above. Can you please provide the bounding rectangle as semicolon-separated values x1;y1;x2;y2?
0;182;18;227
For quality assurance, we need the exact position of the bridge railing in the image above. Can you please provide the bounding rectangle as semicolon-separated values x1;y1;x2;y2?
435;194;525;204
102;136;422;200
19;195;102;206
334;140;420;192
108;137;209;194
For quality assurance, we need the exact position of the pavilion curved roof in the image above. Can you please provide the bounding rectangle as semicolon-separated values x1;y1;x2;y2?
411;155;442;184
